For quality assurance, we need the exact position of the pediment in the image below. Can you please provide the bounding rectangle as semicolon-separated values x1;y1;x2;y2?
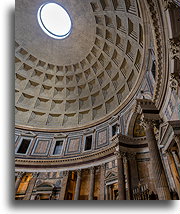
105;171;117;182
21;131;36;137
54;133;67;139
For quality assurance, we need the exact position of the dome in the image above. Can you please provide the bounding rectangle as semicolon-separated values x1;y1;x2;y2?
15;0;147;131
14;0;180;202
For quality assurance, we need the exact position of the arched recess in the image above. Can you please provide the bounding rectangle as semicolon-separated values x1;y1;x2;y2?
127;112;139;137
127;112;146;138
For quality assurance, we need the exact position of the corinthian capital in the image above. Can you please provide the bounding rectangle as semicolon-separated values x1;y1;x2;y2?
89;166;95;174
16;171;24;178
164;0;179;10
76;169;81;177
101;163;106;170
63;170;69;177
32;172;39;178
127;152;137;160
140;113;162;130
114;150;126;159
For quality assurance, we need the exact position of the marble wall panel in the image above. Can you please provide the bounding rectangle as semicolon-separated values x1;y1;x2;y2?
32;139;51;156
95;127;109;149
65;136;82;155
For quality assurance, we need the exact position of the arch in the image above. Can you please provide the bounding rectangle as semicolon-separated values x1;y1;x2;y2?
36;182;54;190
126;112;139;137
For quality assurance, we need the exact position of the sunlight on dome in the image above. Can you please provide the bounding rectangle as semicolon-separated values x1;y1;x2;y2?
37;3;72;39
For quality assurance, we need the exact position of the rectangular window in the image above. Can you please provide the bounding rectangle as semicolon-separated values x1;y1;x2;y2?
112;124;117;136
53;141;63;155
17;139;31;154
85;136;92;151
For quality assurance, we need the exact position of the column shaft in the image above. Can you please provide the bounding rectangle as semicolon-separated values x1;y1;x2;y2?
74;170;81;200
145;123;171;200
116;152;126;200
129;154;139;193
109;186;113;200
172;151;180;177
99;164;105;200
168;151;180;197
163;152;176;190
59;171;69;200
105;185;108;200
89;167;95;200
124;155;131;200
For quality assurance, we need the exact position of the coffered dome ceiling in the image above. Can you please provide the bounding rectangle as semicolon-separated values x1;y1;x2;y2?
15;0;147;131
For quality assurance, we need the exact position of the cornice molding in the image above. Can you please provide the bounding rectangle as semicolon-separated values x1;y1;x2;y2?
145;0;169;110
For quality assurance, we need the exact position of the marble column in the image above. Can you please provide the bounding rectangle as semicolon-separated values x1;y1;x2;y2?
144;120;171;200
23;172;38;200
172;151;180;177
115;151;126;200
109;185;113;200
105;185;109;200
129;153;139;193
100;164;106;200
74;169;81;200
59;171;69;200
89;167;95;200
174;135;180;158
124;154;131;200
162;152;176;190
167;151;180;197
15;172;24;194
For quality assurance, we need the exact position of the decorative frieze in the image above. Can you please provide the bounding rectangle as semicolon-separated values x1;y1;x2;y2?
169;37;180;60
170;73;179;92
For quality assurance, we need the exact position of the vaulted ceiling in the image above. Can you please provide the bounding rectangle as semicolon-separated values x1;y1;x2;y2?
15;0;147;130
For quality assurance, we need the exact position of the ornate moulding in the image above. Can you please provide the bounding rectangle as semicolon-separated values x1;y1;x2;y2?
144;0;169;110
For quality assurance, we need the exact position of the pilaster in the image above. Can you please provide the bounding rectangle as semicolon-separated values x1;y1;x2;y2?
89;167;95;200
59;171;69;200
74;169;81;200
114;148;126;200
99;164;106;200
